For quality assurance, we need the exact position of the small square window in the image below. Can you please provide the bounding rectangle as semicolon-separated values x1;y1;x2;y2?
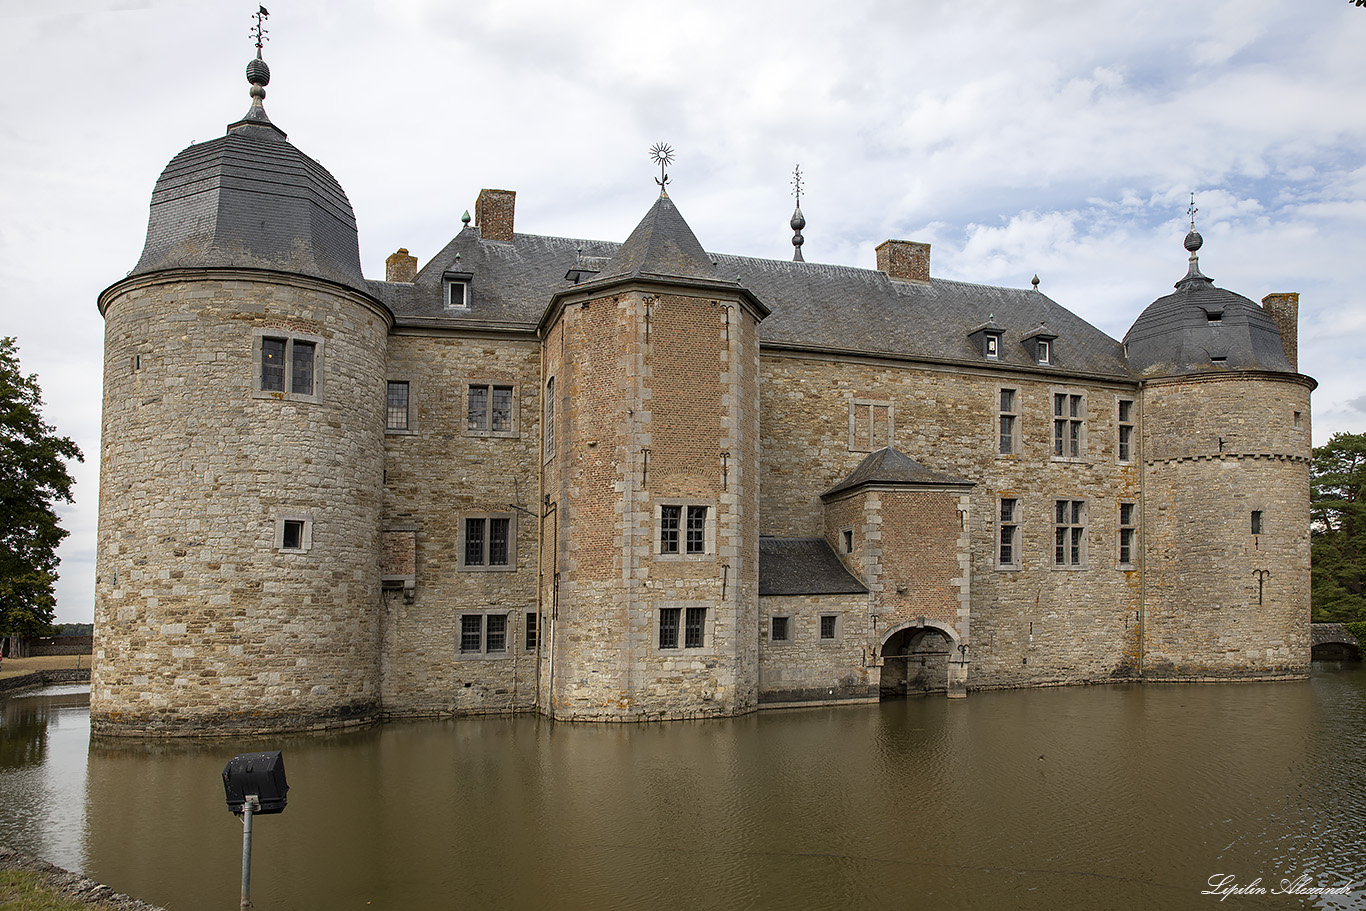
446;279;470;310
771;616;791;643
819;614;840;641
274;515;312;553
254;331;324;403
282;520;304;550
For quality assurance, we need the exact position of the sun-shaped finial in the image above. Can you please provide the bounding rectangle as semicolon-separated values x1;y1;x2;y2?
650;143;675;192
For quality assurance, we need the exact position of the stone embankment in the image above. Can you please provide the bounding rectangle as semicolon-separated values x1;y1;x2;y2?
0;668;90;695
0;847;166;910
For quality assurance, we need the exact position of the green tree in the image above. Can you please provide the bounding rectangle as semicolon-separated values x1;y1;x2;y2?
0;338;82;637
1311;431;1366;622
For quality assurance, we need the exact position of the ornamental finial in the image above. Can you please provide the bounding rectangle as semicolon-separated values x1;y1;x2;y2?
790;164;806;262
250;6;270;59
650;143;675;196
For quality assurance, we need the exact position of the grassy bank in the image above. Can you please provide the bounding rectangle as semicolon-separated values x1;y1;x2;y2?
0;850;163;911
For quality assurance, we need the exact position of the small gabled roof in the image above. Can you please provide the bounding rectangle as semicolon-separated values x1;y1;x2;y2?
758;537;868;596
822;447;973;501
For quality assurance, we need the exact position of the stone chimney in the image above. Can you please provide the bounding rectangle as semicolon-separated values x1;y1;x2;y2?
475;189;517;243
385;247;418;283
1261;292;1299;371
876;240;931;283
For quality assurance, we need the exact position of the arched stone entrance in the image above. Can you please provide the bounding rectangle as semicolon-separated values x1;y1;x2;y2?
878;621;965;698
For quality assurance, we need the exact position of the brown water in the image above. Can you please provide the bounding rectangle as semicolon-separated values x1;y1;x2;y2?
3;666;1364;910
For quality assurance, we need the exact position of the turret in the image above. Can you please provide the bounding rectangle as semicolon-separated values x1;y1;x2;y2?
1124;223;1314;678
92;46;391;734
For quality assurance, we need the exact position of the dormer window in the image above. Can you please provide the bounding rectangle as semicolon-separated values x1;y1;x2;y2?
1204;308;1224;324
443;271;473;311
969;320;1005;361
985;333;1001;358
1023;325;1057;366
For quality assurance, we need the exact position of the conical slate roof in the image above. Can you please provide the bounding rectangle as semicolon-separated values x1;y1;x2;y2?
591;191;725;284
1123;232;1291;378
822;447;973;500
129;58;368;295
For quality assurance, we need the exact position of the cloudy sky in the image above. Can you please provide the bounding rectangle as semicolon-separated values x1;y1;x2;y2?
3;0;1365;624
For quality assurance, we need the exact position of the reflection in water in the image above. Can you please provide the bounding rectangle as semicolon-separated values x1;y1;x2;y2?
3;669;1365;909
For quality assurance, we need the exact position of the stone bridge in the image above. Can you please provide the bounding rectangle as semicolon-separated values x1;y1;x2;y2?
1311;623;1361;662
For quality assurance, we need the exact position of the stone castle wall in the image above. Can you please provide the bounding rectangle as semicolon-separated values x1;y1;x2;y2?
92;272;390;734
379;331;542;717
760;353;1143;689
758;593;873;704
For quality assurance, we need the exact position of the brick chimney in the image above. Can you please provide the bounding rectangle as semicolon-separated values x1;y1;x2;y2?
475;189;517;243
876;240;931;283
1261;292;1299;371
385;247;418;283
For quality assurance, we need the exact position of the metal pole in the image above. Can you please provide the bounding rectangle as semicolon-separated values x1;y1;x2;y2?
241;795;258;910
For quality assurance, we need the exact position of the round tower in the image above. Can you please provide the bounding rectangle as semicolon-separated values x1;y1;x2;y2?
1125;226;1314;678
92;53;391;734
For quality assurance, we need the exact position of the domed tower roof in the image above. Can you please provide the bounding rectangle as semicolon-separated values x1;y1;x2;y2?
1123;227;1292;377
129;54;368;295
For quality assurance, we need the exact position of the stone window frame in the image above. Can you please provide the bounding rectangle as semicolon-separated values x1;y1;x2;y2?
274;514;313;553
1053;498;1088;569
252;329;324;404
1116;396;1136;463
997;385;1021;458
838;526;855;555
653;601;714;654
818;612;843;645
1118;501;1137;569
996;496;1021;571
654;498;717;560
769;614;795;645
464;381;519;439
1050;387;1087;462
385;378;417;434
456;611;512;659
458;513;518;572
1251;509;1265;536
847;396;894;453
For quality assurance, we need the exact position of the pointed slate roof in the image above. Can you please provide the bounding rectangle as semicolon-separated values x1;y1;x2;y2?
822;447;973;501
592;191;724;284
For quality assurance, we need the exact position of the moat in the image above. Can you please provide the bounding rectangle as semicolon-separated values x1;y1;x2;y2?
3;666;1364;910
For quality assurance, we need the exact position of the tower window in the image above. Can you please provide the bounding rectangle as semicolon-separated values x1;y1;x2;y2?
274;515;313;553
254;330;323;403
386;381;411;431
1251;511;1263;535
656;501;714;558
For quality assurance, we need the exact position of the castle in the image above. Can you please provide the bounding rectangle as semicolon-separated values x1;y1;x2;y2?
90;53;1314;735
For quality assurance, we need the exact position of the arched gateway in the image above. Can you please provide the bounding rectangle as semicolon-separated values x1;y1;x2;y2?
878;620;966;698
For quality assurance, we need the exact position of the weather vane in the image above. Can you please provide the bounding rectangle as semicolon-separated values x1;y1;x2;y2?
251;6;270;54
791;164;804;207
650;142;675;191
1187;192;1198;231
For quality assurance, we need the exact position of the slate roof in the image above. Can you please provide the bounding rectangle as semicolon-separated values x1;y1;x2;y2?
130;100;369;295
758;537;868;596
370;197;1132;379
592;191;723;284
822;447;973;500
1124;269;1293;378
